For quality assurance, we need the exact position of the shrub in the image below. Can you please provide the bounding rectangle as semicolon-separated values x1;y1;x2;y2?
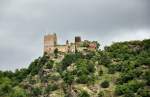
87;63;96;73
76;59;89;76
45;60;54;69
0;84;12;96
100;52;112;67
62;71;74;85
115;85;130;96
49;74;60;81
143;71;150;85
78;90;90;97
9;87;28;97
77;75;89;84
123;92;135;97
116;71;137;84
98;91;104;97
98;69;103;76
87;74;96;84
61;54;77;70
31;87;42;96
115;80;145;96
137;88;150;97
101;80;109;88
108;64;116;74
127;80;145;93
45;84;58;93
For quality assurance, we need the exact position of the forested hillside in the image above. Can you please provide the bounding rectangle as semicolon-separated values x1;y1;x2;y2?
0;39;150;97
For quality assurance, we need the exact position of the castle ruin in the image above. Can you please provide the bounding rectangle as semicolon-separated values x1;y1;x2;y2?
44;33;97;54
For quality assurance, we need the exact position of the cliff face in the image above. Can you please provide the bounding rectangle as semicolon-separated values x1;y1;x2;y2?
0;39;150;97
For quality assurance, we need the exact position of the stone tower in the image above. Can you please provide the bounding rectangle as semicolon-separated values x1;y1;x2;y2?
75;36;81;52
44;33;57;53
75;36;81;43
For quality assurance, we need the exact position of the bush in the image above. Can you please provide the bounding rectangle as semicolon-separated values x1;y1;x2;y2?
100;52;112;67
9;87;28;97
101;80;109;88
98;91;104;97
123;92;135;97
45;84;58;93
137;88;150;97
0;84;12;96
118;72;135;84
108;64;116;74
115;85;130;96
78;90;90;97
115;80;145;96
61;54;76;70
76;59;89;76
143;71;150;85
129;81;144;92
77;75;89;84
31;87;42;96
28;56;49;76
87;63;96;73
98;69;103;76
49;74;60;81
62;71;74;85
45;60;54;69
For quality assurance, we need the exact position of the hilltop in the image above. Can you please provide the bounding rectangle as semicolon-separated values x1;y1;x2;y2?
0;39;150;97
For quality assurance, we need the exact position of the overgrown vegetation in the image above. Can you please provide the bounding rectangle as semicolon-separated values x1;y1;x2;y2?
0;39;150;97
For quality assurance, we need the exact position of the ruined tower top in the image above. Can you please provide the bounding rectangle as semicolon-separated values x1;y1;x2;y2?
75;36;81;43
44;33;57;53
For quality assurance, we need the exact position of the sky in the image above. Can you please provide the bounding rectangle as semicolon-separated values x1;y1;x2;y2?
0;0;150;71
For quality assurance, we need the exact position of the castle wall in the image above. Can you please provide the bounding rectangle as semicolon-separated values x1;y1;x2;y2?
69;44;76;52
55;45;68;53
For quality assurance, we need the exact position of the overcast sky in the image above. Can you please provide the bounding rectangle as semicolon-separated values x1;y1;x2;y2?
0;0;150;71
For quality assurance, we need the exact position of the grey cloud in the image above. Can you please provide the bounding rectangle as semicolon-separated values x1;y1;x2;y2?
0;0;150;71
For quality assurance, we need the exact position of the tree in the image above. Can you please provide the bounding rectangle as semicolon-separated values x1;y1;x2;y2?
143;39;150;49
76;59;89;76
61;54;76;71
0;77;13;96
62;71;74;97
99;52;112;67
115;80;145;96
87;62;96;73
14;68;29;83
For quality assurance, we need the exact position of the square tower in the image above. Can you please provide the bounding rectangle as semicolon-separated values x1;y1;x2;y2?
44;33;57;53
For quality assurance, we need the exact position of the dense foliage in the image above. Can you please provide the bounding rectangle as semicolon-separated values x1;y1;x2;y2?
0;39;150;97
